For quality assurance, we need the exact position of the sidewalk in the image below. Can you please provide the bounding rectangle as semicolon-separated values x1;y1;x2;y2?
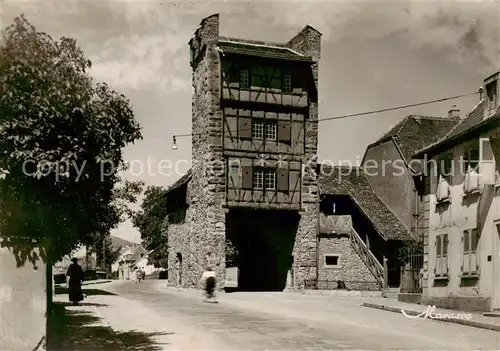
362;297;500;331
49;281;229;350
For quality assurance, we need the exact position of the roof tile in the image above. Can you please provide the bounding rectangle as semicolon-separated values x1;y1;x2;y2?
317;165;413;241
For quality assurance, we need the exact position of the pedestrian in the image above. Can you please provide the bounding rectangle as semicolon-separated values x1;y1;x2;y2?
66;258;84;305
135;267;142;283
141;269;146;281
201;266;217;303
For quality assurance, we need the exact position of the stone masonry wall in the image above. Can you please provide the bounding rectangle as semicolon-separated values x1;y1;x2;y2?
168;14;227;289
318;236;379;291
287;26;321;288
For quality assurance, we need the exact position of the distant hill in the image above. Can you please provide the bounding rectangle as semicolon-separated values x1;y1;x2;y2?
110;236;134;251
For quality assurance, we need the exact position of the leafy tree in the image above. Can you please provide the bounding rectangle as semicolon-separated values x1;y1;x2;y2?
93;235;121;273
132;185;168;267
0;15;142;265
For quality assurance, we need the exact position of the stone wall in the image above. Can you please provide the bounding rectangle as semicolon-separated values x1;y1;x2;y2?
287;26;321;288
318;235;380;291
168;14;227;289
0;246;47;350
169;15;324;291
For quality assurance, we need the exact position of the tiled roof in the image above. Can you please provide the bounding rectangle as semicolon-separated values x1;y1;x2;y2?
372;115;459;162
415;101;500;156
317;165;413;241
166;169;192;194
217;39;313;62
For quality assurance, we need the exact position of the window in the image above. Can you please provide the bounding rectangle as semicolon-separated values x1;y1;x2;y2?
490;135;500;184
252;120;264;139
435;234;448;277
437;155;453;182
480;137;496;185
486;81;497;112
240;69;249;89
464;147;480;172
252;120;277;140
265;121;277;140
324;255;340;267
462;229;479;275
253;168;276;190
283;72;292;93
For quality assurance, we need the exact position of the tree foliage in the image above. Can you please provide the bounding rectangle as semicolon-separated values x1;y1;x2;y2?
93;235;122;273
132;185;168;267
0;15;142;264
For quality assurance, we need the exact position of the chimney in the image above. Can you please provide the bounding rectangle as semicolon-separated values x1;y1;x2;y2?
448;105;460;118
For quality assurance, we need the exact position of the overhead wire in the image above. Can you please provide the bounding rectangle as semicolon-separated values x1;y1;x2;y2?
172;90;479;139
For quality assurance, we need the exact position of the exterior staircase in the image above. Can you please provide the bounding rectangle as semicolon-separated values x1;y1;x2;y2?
349;226;385;289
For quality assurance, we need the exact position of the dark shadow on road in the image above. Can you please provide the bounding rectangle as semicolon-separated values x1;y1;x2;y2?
55;287;117;296
56;301;110;307
47;302;172;350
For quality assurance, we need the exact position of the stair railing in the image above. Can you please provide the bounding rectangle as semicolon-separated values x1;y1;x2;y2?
349;226;384;287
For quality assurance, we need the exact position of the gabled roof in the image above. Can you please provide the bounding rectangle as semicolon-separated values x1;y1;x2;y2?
414;101;500;157
367;115;459;163
120;245;148;262
165;169;192;195
317;165;413;241
217;38;313;62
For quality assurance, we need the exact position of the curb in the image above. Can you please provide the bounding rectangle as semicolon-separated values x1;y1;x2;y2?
83;280;112;286
362;302;500;332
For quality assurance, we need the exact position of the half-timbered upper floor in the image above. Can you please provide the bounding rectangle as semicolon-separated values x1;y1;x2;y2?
219;41;317;109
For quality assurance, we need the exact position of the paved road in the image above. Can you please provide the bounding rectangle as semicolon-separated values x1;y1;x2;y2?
88;281;499;350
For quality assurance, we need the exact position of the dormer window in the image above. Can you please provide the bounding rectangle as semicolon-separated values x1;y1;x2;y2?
486;80;497;113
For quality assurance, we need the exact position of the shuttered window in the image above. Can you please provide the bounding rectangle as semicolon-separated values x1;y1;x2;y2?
462;228;479;275
238;117;252;139
278;120;291;143
276;168;289;192
241;166;253;190
480;138;495;185
435;234;448;277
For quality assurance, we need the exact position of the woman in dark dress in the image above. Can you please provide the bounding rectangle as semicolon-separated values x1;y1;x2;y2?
66;258;84;305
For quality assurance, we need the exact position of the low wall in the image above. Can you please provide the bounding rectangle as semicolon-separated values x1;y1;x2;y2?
0;246;47;351
421;295;492;312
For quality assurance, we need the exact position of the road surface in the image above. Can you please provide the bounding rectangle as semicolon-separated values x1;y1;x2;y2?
71;281;499;350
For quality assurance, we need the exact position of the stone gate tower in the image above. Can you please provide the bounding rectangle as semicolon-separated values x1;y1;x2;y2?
167;14;321;290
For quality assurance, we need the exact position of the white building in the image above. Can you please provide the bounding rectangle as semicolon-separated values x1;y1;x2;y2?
414;71;500;311
112;245;157;280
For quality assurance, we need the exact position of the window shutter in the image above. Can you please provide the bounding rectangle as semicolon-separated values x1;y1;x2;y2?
480;138;495;184
443;234;448;256
238;117;252;139
436;236;441;256
463;230;469;252
241;166;253;190
489;135;500;167
424;173;430;195
276;168;289;192
471;228;478;251
278;120;291;142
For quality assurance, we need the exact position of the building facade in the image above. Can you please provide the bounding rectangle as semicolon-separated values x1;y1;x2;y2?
0;241;47;351
167;14;321;291
414;71;500;311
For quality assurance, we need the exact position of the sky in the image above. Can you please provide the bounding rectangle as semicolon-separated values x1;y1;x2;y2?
2;0;499;243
